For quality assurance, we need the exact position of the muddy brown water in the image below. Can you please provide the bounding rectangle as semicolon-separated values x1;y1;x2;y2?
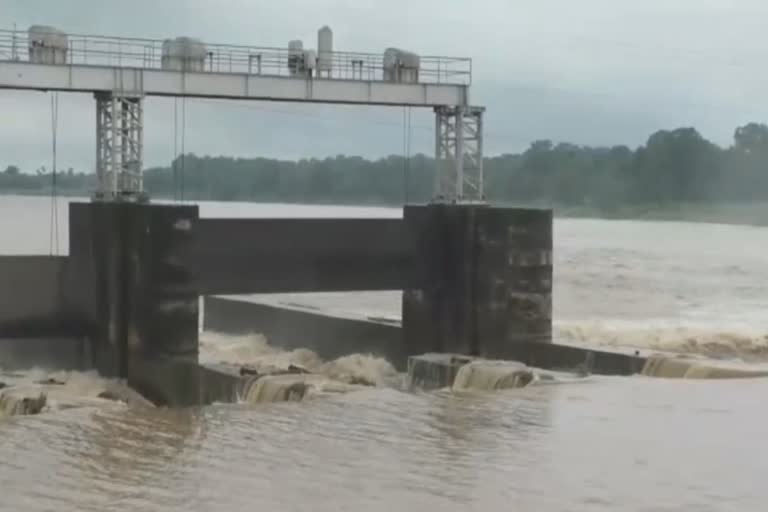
2;195;768;511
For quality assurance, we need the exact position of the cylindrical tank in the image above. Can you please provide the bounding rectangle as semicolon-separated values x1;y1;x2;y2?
398;50;420;69
288;40;304;75
161;37;207;72
383;48;399;81
303;49;317;71
317;26;333;74
383;47;420;83
28;25;68;64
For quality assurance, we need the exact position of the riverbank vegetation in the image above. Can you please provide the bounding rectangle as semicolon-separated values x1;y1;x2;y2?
5;122;768;224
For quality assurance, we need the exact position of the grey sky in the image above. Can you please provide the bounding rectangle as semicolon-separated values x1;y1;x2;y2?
1;0;767;172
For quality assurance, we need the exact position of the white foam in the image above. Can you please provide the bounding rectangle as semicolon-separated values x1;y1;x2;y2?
200;332;322;371
556;323;768;361
201;331;402;389
319;353;401;388
0;369;138;417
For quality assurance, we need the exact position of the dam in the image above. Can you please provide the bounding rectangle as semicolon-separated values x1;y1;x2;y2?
1;199;565;404
5;5;768;510
0;24;651;404
0;25;726;405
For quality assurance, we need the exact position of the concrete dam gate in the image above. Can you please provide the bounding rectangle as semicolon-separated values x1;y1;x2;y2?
0;26;644;405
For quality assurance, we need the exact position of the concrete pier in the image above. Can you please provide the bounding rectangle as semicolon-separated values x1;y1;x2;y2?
403;204;552;357
68;202;200;379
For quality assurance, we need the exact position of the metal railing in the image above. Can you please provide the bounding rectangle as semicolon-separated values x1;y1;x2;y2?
0;29;472;85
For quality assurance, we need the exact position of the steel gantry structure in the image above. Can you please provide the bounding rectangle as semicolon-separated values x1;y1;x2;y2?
0;26;485;203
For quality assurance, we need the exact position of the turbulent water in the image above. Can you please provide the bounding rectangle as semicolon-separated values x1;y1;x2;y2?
3;195;768;510
200;332;402;403
0;369;132;418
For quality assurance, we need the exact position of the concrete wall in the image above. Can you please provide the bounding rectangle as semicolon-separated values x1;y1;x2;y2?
501;342;645;376
129;358;242;406
0;255;89;370
191;218;415;294
0;255;71;337
0;337;90;371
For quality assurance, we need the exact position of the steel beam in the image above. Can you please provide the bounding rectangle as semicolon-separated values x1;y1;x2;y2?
94;92;144;201
433;105;485;203
0;61;469;107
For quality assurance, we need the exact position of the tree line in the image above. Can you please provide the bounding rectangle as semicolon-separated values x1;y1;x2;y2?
3;122;768;210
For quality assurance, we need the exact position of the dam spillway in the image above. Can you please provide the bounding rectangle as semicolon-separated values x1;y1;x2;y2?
0;201;565;405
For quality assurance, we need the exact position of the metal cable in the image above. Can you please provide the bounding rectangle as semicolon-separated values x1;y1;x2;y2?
402;107;407;204
180;97;186;202
173;97;178;201
402;106;412;204
48;92;59;256
407;106;412;202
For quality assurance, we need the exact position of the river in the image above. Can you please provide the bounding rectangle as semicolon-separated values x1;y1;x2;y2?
1;195;767;511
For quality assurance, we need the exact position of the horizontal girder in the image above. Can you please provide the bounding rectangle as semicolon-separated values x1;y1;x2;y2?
0;61;469;107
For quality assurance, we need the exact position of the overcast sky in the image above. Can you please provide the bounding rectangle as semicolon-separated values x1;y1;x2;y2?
1;0;767;172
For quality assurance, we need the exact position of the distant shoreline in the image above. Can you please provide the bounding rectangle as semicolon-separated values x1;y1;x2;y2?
5;191;768;227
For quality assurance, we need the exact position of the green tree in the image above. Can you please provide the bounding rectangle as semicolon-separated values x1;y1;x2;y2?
734;123;768;154
632;128;720;202
7;121;768;209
